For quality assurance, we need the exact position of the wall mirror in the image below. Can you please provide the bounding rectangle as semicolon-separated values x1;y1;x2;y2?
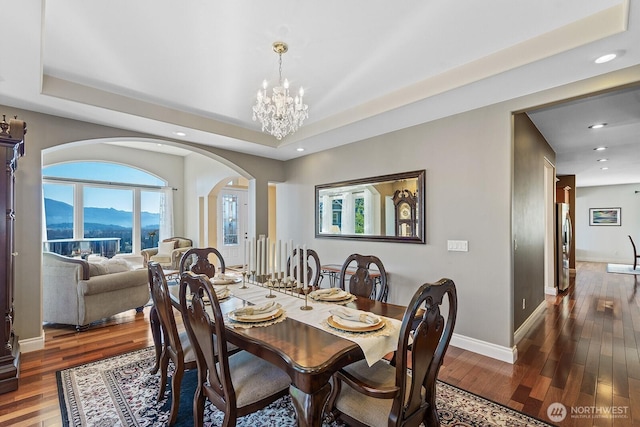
315;170;425;243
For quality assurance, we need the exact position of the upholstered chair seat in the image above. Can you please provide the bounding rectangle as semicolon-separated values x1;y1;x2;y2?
332;359;408;427
226;350;292;407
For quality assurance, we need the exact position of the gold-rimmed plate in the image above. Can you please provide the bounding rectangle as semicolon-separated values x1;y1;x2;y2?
327;315;385;333
310;289;351;301
212;277;242;285
228;307;284;323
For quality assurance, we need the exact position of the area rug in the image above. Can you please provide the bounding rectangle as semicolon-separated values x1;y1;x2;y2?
57;347;554;427
607;263;640;275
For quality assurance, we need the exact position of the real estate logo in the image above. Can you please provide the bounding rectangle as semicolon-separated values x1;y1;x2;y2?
547;402;567;422
547;402;630;422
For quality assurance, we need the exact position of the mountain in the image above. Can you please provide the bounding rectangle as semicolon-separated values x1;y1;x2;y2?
44;198;159;227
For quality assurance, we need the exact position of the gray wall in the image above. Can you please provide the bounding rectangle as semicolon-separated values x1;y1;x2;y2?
5;63;640;362
277;65;640;361
575;184;640;263
3;105;283;345
513;113;555;330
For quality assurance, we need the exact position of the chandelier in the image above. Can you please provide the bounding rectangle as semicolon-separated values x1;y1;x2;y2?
252;42;309;140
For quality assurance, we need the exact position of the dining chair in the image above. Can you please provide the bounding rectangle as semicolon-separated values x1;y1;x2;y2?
179;247;226;278
338;253;388;301
286;247;323;288
629;235;640;271
147;261;197;425
179;271;291;427
326;277;457;427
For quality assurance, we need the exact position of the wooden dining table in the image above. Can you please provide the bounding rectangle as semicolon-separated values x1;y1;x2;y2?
151;280;406;427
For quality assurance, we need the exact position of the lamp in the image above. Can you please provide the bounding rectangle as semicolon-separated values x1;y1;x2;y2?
252;42;308;140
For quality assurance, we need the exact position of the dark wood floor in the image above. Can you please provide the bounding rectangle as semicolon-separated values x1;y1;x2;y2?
0;261;637;426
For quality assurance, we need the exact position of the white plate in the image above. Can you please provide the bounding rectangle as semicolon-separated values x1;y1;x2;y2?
212;277;242;285
310;289;350;301
327;315;385;332
228;307;283;323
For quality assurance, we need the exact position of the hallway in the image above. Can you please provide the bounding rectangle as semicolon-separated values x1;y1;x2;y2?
438;261;640;426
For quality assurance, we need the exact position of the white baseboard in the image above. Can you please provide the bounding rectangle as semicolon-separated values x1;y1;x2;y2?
545;286;557;295
450;334;517;364
19;333;45;353
514;299;547;346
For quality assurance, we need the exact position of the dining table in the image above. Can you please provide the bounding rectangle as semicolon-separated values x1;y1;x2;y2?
151;277;406;427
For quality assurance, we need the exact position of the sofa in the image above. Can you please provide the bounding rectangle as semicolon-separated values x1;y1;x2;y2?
140;237;193;270
42;252;150;331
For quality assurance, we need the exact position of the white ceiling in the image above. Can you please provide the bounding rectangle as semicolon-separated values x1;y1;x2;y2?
1;0;639;186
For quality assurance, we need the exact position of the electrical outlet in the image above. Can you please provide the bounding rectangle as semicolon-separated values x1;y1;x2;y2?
522;298;526;310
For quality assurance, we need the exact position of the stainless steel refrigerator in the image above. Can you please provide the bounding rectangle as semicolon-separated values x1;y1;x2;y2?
556;203;572;292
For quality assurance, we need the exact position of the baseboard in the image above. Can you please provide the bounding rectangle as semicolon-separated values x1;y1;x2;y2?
450;334;517;364
514;299;547;346
545;286;557;295
18;332;45;353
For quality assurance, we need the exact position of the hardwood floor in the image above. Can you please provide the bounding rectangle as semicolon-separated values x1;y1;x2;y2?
0;261;637;426
438;262;640;427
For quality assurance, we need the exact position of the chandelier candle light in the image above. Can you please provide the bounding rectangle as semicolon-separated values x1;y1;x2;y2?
252;41;309;140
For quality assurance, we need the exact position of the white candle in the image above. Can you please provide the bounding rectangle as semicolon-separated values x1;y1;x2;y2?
250;238;255;271
302;244;308;289
259;238;265;276
295;245;300;285
289;240;294;279
273;240;282;274
256;239;261;276
243;238;247;269
265;237;270;276
271;241;276;279
283;241;287;277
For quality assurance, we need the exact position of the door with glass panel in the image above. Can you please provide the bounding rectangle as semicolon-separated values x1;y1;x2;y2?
217;189;248;268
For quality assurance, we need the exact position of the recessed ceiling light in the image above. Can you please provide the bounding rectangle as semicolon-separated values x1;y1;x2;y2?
601;167;609;170
597;158;608;162
296;147;305;152
173;131;187;137
595;53;617;64
593;146;607;151
588;123;607;129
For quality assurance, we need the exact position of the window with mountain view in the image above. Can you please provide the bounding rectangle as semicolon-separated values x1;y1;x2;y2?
43;162;168;256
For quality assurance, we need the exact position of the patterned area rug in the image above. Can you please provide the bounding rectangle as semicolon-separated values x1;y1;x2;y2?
57;347;554;427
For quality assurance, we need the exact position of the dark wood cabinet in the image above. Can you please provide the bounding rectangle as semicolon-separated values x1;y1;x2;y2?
0;116;25;394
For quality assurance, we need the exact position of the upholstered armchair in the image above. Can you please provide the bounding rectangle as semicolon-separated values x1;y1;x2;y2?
141;237;193;270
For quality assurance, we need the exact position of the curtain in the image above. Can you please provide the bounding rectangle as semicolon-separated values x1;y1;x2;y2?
341;193;355;234
159;188;174;242
322;195;333;233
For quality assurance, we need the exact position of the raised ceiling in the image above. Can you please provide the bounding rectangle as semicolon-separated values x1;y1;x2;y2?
1;0;639;186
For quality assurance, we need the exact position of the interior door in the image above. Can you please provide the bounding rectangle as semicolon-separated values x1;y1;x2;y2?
217;188;248;268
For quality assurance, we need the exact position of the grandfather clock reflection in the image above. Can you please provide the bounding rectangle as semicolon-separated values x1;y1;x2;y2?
393;188;418;237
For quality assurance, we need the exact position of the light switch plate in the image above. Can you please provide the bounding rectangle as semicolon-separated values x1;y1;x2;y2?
447;240;469;252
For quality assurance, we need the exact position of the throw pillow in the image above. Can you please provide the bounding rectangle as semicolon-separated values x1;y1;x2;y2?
104;258;134;273
88;262;108;277
157;240;177;257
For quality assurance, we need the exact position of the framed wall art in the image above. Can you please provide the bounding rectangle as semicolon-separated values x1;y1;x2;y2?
589;207;621;226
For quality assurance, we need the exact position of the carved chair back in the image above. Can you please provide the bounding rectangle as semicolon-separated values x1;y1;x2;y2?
338;253;388;301
179;247;226;278
286;248;322;287
148;261;196;424
399;278;457;426
179;272;235;415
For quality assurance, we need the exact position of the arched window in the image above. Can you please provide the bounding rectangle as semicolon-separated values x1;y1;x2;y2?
43;162;172;256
